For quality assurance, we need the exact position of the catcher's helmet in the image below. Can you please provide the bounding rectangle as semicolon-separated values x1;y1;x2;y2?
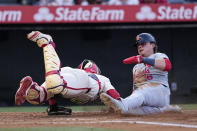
78;59;101;75
135;33;156;47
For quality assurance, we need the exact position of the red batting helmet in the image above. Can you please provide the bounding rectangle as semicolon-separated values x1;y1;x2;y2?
78;59;101;75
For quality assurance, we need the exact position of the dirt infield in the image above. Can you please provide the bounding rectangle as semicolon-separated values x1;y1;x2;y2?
0;110;197;131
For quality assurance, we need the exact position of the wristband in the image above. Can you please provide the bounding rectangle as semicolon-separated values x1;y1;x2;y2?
141;57;155;66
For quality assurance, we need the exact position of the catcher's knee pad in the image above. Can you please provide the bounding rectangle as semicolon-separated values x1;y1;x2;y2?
43;44;67;95
46;74;67;95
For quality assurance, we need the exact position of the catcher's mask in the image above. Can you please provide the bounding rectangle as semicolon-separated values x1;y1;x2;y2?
78;59;101;75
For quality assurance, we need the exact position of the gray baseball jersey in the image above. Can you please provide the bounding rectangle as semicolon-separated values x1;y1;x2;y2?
133;53;169;89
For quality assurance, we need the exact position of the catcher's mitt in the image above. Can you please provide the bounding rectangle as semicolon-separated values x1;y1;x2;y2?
46;104;72;115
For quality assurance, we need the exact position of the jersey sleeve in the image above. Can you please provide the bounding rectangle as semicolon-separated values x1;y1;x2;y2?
154;53;169;59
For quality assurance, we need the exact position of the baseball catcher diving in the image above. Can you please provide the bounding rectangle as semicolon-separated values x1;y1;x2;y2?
15;31;120;115
101;33;181;115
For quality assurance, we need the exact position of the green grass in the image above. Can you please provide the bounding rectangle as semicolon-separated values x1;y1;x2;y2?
0;105;107;112
0;104;197;112
0;127;124;131
176;104;197;110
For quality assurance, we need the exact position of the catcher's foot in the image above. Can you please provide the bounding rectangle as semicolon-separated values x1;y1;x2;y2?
27;31;53;47
15;76;33;105
46;104;72;115
100;93;126;114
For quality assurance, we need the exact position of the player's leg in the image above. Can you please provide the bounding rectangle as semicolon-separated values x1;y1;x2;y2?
100;91;145;114
120;85;171;115
15;76;49;105
100;93;128;114
159;105;182;112
126;106;161;115
27;31;67;96
125;85;181;115
100;93;181;115
127;105;182;115
140;84;171;107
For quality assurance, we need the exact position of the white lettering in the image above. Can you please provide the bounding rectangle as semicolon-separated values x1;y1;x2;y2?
64;8;69;21
171;8;179;19
76;8;83;21
158;6;166;20
0;10;21;22
193;6;197;19
55;7;64;21
165;7;171;19
179;6;185;19
112;10;124;20
157;6;195;20
184;9;192;19
82;10;90;21
54;7;124;22
91;7;100;20
68;10;77;21
97;9;105;20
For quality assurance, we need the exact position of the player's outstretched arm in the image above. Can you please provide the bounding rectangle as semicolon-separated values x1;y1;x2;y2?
123;55;171;71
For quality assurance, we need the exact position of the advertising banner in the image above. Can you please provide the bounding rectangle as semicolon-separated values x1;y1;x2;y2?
0;4;197;23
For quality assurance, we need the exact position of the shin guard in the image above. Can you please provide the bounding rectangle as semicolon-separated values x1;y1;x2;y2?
26;83;48;105
43;44;67;95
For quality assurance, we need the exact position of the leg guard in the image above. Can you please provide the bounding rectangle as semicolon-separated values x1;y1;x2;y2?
27;31;67;96
15;76;48;105
43;44;67;95
26;82;48;105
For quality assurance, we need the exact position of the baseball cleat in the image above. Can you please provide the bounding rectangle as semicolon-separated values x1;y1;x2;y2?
15;76;33;105
100;93;127;114
27;31;53;47
162;105;182;112
46;104;72;115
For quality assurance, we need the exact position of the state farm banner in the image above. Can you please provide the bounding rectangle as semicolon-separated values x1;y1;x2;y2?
1;4;197;24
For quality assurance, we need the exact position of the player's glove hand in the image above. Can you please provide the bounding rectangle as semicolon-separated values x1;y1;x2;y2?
123;55;142;64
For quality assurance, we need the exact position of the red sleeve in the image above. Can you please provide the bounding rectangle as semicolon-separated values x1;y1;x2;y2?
106;89;120;100
164;59;172;71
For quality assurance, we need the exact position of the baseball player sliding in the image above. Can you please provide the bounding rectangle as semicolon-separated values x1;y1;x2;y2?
101;33;181;115
15;31;120;115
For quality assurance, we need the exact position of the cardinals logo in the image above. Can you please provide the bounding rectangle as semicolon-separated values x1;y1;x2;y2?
136;35;141;41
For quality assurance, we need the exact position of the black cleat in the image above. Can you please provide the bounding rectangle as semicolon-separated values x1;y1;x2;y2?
46;104;72;115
